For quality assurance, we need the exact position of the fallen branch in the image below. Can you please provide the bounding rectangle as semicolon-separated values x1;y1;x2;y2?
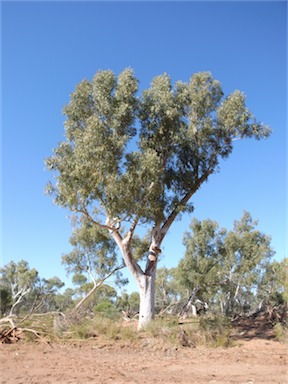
21;328;53;347
158;300;179;317
0;313;53;346
0;315;16;328
0;325;52;347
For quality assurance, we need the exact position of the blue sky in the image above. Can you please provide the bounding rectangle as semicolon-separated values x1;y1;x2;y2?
1;1;287;292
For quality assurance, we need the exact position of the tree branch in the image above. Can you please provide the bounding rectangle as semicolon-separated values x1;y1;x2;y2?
71;203;116;232
9;287;31;316
123;217;139;246
108;222;144;284
73;263;125;312
159;169;213;243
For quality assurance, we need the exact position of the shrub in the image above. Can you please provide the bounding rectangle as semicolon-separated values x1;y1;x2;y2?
274;323;288;342
93;301;120;320
199;315;234;347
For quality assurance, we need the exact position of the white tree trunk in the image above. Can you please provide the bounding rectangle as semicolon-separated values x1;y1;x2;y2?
137;271;156;330
109;220;160;330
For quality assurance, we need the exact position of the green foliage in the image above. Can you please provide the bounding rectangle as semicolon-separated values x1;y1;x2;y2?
273;323;288;342
199;314;231;332
32;276;65;313
0;260;68;315
258;258;288;304
0;286;12;315
72;283;117;313
46;68;270;228
155;267;183;312
61;216;127;312
53;288;75;311
131;232;151;262
116;291;140;315
0;260;39;292
93;300;120;320
46;68;139;218
62;216;119;280
127;292;140;313
199;315;233;347
176;212;275;316
221;212;275;314
142;315;233;348
0;260;39;315
69;317;137;342
142;316;179;336
177;218;226;302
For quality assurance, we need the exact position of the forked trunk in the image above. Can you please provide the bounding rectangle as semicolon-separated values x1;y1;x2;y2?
110;222;160;331
137;271;156;330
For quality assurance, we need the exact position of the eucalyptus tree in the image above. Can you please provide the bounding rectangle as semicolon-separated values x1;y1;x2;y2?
176;218;227;304
46;68;270;329
177;212;275;316
222;211;275;315
0;260;39;316
33;276;65;313
258;258;288;305
0;261;67;315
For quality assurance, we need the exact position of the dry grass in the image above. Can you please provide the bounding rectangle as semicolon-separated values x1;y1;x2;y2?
1;313;240;348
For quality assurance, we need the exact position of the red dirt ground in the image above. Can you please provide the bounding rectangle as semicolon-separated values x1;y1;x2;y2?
1;329;287;384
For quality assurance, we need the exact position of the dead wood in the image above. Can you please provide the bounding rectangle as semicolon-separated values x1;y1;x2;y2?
0;314;53;346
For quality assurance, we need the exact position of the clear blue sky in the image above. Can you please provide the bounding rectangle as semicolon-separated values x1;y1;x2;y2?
1;1;287;292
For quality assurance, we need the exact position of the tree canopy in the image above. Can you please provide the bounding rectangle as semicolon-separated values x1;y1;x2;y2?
46;69;270;232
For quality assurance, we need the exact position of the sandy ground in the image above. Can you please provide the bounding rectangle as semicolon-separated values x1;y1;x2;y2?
1;336;287;384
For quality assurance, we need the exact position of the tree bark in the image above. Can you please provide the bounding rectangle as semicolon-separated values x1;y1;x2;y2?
109;221;162;330
137;271;157;330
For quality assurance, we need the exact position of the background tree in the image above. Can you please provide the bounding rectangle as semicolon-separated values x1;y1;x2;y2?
221;212;275;315
0;260;66;316
176;219;226;306
155;267;183;315
257;257;288;307
62;217;127;312
177;212;275;316
92;284;119;318
53;288;75;312
31;276;65;313
46;68;270;329
0;286;12;316
0;260;39;315
116;291;140;318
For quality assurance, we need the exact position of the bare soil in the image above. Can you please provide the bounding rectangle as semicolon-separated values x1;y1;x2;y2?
1;320;287;384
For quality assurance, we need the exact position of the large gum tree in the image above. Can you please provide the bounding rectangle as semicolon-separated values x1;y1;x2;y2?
46;68;270;329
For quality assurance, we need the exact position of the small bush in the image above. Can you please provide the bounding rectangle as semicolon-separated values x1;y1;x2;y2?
199;315;234;347
143;317;198;347
69;321;96;339
143;317;178;336
117;324;138;342
199;314;231;332
274;323;288;342
93;301;121;320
